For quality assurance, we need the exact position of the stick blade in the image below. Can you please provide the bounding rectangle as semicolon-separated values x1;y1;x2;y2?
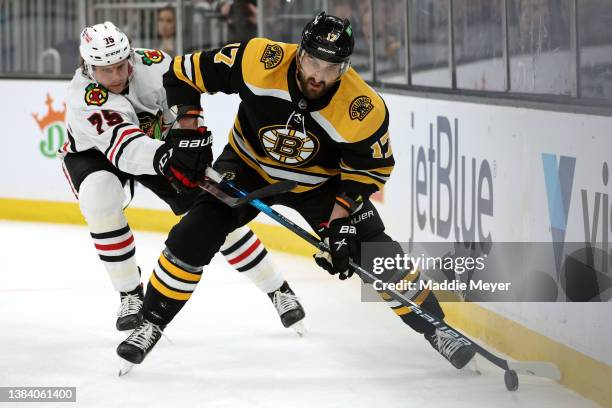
199;179;297;207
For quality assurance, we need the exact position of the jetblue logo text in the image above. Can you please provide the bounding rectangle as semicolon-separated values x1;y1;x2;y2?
409;116;494;244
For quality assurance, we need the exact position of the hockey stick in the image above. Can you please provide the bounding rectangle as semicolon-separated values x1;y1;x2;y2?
204;168;561;391
198;168;297;207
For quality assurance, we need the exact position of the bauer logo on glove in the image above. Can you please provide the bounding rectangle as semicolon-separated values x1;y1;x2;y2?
178;137;212;149
153;127;213;191
314;218;358;280
338;225;356;234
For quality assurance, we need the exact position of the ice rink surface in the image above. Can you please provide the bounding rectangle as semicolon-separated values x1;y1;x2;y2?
0;220;599;407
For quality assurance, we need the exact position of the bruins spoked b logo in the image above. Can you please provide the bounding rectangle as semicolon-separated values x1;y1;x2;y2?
349;95;374;121
260;44;284;69
259;125;319;166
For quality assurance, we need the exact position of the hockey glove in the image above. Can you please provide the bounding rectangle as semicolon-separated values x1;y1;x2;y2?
314;218;358;280
154;127;213;191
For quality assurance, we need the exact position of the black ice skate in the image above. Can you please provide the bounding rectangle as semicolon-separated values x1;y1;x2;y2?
425;329;476;369
268;281;306;335
116;284;144;331
117;319;164;365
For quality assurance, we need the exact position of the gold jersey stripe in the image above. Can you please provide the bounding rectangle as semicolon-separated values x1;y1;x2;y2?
172;56;200;93
159;254;202;282
192;52;207;93
150;273;193;301
341;172;385;190
340;160;394;176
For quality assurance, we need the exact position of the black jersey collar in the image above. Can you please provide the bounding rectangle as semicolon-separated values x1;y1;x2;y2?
287;58;340;112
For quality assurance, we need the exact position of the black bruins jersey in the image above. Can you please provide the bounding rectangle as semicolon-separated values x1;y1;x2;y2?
164;38;394;196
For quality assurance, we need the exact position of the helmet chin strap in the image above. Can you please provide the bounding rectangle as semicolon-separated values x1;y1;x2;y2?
83;62;97;83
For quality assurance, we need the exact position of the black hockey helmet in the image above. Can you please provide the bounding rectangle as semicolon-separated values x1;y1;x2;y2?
300;11;354;64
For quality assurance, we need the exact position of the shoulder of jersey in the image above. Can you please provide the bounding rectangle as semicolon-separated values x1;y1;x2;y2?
129;48;170;94
133;48;170;68
316;68;387;143
241;38;296;90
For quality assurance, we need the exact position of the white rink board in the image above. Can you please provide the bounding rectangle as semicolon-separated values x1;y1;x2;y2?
1;79;611;366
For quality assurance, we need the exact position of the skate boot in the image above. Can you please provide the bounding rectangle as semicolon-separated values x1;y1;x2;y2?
117;319;165;364
268;281;306;334
425;329;476;369
116;284;144;331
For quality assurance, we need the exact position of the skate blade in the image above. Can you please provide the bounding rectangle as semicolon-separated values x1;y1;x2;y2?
118;360;135;377
468;355;482;375
290;320;306;337
161;332;174;345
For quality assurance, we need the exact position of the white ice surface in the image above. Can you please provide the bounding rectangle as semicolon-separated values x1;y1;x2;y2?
0;221;599;408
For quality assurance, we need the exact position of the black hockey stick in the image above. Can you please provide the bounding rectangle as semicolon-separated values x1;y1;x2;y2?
198;168;297;207
204;168;561;391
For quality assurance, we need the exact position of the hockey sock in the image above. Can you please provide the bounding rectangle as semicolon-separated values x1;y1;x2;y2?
79;171;140;292
221;226;284;293
376;267;444;335
90;225;140;292
143;248;203;325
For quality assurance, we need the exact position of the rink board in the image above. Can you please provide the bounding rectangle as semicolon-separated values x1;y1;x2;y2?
1;79;612;407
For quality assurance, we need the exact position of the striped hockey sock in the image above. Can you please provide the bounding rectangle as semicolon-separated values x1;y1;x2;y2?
90;224;140;292
221;226;284;294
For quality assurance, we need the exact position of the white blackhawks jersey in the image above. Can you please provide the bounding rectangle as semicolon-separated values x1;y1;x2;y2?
61;48;175;175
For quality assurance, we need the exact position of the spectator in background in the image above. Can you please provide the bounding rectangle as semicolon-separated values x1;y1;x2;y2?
220;0;257;42
157;5;176;56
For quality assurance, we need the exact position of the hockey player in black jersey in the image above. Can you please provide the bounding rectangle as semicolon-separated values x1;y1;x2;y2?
117;12;476;370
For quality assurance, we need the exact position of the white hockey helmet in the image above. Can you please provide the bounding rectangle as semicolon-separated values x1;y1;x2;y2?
79;21;131;66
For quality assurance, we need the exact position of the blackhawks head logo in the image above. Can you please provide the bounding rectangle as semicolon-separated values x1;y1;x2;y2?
349;96;374;121
84;83;108;106
137;111;164;140
136;49;165;66
260;44;284;69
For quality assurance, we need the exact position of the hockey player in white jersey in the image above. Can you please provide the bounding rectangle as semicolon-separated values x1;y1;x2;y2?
59;21;305;333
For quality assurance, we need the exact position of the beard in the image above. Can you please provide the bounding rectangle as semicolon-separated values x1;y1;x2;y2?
296;69;331;100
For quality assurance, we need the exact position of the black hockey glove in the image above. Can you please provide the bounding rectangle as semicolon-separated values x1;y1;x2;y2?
314;218;358;280
154;127;213;191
